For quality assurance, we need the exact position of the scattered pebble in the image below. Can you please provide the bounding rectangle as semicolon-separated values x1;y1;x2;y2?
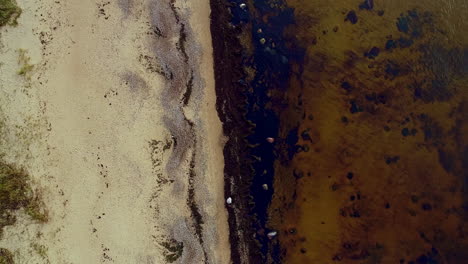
226;197;232;204
267;231;277;239
345;10;358;24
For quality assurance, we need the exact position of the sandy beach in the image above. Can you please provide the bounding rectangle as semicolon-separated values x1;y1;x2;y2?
0;0;230;263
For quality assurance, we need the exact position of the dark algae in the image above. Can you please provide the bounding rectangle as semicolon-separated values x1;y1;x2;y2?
210;0;262;262
210;0;468;263
345;10;358;24
161;238;184;263
210;0;303;262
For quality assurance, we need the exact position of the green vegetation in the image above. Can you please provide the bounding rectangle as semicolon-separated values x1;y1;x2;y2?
31;243;47;259
0;161;48;237
161;239;183;263
0;0;21;27
0;248;13;264
17;49;33;77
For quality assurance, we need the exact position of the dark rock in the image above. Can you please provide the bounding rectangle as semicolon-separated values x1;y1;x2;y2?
301;129;312;141
346;10;358;24
401;128;410;136
349;100;363;114
385;39;397;50
422;203;432;211
365;47;380;59
341;81;353;92
359;0;373;10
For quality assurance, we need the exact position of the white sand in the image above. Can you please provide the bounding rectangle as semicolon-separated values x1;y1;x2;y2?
0;0;230;263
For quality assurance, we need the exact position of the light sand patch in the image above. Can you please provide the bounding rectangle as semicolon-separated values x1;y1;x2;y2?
0;0;230;263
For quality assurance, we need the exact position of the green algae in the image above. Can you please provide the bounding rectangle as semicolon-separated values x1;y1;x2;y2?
17;49;34;78
0;161;47;237
0;248;13;264
0;0;21;27
161;238;184;263
31;243;47;260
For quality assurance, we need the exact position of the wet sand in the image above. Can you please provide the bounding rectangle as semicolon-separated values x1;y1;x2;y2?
0;0;229;263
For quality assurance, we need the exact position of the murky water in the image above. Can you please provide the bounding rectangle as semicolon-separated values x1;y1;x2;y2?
266;0;468;263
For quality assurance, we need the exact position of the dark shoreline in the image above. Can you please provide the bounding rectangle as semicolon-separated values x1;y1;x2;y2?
209;0;261;262
210;0;468;263
209;0;304;263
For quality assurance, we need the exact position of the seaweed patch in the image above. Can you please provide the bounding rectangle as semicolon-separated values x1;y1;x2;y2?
0;161;48;237
0;0;21;27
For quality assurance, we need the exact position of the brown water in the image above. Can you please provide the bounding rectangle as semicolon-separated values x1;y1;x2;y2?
268;0;468;263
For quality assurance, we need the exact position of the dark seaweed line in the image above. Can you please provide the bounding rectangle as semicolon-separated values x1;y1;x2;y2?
182;70;194;106
153;0;208;262
209;0;263;263
187;151;209;264
209;0;305;263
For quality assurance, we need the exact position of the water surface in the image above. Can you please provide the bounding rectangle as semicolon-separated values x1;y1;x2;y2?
266;0;468;263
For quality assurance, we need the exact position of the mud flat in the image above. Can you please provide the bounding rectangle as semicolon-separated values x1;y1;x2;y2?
0;0;229;263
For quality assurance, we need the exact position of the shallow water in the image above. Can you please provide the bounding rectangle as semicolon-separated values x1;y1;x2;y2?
266;0;468;263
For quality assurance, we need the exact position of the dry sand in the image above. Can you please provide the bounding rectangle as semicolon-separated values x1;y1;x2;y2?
0;0;230;263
